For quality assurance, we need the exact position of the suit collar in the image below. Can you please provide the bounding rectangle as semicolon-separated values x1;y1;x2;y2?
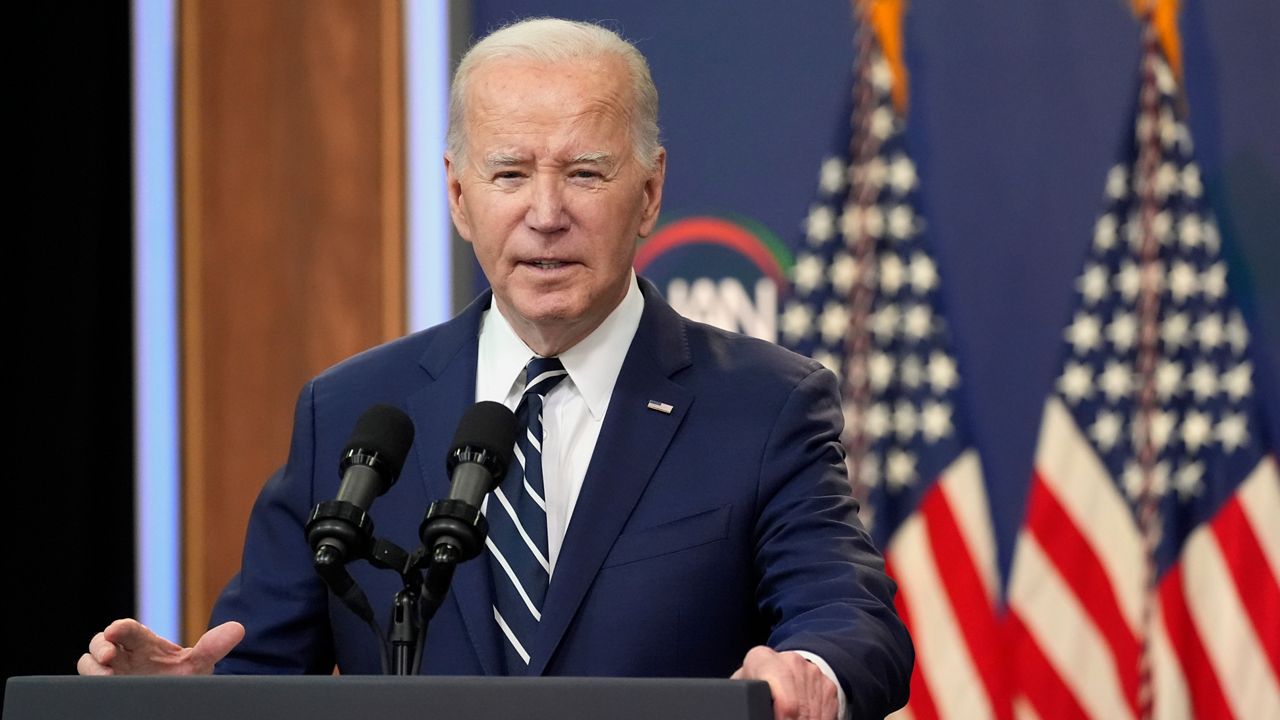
417;290;491;380
632;276;693;377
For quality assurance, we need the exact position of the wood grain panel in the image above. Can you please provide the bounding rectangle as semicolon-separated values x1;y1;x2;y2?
180;0;404;643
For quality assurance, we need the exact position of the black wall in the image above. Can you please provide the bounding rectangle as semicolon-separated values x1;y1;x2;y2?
8;2;136;699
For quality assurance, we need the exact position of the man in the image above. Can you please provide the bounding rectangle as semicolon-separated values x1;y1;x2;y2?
79;18;912;719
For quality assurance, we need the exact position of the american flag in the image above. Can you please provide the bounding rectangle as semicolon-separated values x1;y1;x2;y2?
779;4;1005;717
1004;21;1280;720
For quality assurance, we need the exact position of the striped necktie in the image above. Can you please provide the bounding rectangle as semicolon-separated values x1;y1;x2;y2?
487;356;568;672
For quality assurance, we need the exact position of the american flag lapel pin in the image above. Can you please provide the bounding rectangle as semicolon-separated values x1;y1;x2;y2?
646;400;674;414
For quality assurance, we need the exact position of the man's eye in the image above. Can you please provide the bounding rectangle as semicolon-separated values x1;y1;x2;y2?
570;169;602;180
494;171;524;181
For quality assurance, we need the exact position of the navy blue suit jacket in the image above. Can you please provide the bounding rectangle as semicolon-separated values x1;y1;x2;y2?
211;278;912;716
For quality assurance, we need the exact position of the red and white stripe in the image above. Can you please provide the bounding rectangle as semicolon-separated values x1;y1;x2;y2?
1152;456;1280;719
885;449;1006;720
1007;398;1280;719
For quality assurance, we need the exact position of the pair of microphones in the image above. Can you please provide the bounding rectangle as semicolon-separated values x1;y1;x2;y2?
307;402;517;569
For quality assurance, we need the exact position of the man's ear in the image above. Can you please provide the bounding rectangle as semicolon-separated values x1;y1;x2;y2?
445;153;473;241
637;148;667;238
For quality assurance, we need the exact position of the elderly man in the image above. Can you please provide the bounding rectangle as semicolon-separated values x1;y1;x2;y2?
79;18;912;719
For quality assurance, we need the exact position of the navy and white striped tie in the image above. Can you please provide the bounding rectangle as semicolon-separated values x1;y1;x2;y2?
487;356;568;672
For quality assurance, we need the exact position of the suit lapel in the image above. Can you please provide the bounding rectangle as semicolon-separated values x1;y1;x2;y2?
405;292;504;676
527;281;693;675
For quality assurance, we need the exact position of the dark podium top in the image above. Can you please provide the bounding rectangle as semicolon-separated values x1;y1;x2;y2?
3;676;772;720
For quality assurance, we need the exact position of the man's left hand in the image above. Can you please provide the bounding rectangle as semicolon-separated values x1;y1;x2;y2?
731;646;840;720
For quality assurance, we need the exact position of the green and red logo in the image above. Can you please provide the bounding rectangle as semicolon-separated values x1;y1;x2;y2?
635;215;793;342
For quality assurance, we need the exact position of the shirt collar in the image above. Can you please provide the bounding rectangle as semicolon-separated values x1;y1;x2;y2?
475;271;645;419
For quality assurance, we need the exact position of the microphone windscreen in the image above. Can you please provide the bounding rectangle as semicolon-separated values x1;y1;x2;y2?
344;404;416;476
451;401;518;469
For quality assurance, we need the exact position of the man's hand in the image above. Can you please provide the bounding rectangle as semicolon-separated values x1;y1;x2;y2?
732;646;841;720
77;619;245;676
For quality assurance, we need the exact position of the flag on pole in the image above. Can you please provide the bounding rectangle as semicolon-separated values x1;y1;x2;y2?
1004;6;1280;719
780;2;1005;717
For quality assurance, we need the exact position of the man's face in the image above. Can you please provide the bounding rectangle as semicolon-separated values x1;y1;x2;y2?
446;55;665;355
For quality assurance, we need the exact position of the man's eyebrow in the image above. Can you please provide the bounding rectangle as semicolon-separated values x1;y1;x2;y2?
482;152;527;167
569;151;615;165
480;151;616;168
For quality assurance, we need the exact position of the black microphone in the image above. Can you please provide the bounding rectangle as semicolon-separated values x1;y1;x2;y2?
307;404;416;566
447;401;518;507
420;401;517;563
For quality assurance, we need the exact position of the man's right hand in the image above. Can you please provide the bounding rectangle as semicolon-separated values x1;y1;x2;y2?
77;619;245;676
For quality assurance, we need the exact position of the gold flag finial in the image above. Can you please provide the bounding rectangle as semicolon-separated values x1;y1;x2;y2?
858;0;909;113
1132;0;1183;78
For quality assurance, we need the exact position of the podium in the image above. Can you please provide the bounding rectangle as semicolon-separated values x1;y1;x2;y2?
3;676;772;720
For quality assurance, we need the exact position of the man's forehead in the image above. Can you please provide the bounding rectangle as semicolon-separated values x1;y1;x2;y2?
465;55;631;113
462;57;634;166
472;53;625;82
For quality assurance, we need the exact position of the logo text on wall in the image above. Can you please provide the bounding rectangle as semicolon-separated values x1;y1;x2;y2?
635;216;793;343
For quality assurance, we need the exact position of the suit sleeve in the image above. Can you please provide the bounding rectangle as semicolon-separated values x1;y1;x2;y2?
210;380;337;674
753;364;914;716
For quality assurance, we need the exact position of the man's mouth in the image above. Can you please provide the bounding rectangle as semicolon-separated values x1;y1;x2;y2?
526;259;570;270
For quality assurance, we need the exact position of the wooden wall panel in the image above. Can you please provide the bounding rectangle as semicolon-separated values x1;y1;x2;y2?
180;0;404;642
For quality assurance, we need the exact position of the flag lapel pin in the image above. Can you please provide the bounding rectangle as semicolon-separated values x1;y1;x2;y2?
646;400;674;414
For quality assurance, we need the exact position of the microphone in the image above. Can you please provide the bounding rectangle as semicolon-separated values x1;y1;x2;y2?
306;404;416;566
420;401;517;564
446;401;518;507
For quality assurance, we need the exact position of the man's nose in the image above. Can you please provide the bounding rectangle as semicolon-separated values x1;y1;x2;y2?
525;173;569;233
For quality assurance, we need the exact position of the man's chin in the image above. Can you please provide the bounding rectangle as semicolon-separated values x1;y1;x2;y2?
501;293;588;328
498;300;601;355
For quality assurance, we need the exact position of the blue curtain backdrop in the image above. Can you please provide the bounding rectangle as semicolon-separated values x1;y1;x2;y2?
468;0;1280;581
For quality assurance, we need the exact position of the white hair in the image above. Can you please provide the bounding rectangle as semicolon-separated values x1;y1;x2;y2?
446;18;662;170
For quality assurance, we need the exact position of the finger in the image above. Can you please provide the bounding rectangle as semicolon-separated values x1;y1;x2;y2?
77;653;113;676
88;631;121;666
740;647;800;720
768;672;800;720
189;621;246;671
88;631;109;660
103;618;147;647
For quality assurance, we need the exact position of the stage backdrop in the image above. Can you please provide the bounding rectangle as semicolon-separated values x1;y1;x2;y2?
468;0;1279;584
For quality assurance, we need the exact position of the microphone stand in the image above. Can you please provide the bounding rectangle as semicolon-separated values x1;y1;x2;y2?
367;539;421;676
307;496;489;676
306;501;428;675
